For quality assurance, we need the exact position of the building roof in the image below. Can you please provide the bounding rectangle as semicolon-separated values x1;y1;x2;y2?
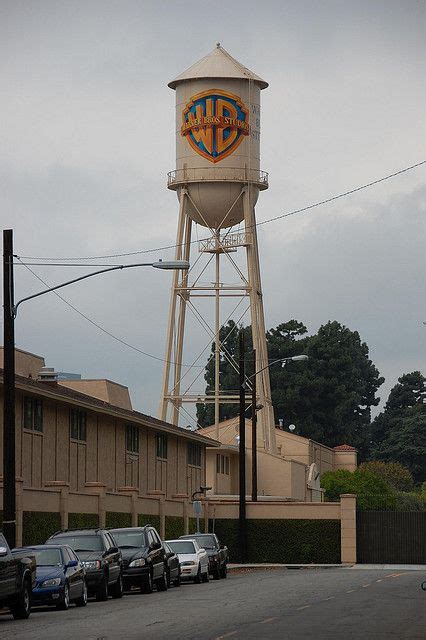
333;444;357;452
0;370;219;447
168;43;268;90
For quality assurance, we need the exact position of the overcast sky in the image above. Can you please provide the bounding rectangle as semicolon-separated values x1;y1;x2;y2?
1;0;425;427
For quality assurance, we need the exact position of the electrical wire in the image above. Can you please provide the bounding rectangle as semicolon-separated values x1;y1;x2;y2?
15;257;205;368
16;159;426;262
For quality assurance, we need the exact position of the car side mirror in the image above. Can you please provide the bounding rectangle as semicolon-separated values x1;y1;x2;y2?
0;546;8;557
152;541;162;550
109;546;119;554
67;559;78;568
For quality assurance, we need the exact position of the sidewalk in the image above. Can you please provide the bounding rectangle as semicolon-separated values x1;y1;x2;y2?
228;563;426;571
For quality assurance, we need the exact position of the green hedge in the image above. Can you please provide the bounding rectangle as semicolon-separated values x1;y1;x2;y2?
165;516;184;539
68;513;99;529
189;517;205;534
138;514;160;531
106;512;132;529
210;519;341;564
23;511;61;546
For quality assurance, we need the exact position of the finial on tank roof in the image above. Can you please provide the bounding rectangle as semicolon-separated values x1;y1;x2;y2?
216;42;221;48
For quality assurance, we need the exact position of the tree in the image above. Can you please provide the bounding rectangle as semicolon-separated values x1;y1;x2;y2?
320;469;395;510
358;461;414;492
197;319;384;456
196;321;252;427
370;372;426;482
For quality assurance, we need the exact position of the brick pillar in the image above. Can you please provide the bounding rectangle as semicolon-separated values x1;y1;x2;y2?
183;500;190;534
45;481;70;532
15;478;24;547
85;482;107;528
159;496;165;539
117;486;139;527
340;493;357;564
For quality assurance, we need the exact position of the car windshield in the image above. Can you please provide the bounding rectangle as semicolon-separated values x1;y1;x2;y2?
51;536;103;552
168;541;195;554
31;548;63;566
190;535;216;549
112;531;146;548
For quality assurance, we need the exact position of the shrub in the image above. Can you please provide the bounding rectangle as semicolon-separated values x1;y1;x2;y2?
321;468;396;509
138;514;160;531
165;516;184;539
68;513;99;529
22;511;61;546
105;512;132;529
359;461;414;491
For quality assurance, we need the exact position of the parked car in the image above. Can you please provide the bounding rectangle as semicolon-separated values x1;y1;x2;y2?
166;539;209;583
163;541;181;587
46;529;123;601
0;532;36;619
109;526;167;593
180;533;228;579
14;545;87;610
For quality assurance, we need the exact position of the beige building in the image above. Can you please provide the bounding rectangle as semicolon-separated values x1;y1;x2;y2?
199;418;357;501
0;348;217;501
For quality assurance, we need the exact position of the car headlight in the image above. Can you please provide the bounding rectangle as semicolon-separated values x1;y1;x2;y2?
129;558;146;567
181;561;197;566
82;560;102;570
41;577;62;587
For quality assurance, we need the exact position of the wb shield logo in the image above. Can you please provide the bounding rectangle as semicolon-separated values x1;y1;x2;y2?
181;90;249;163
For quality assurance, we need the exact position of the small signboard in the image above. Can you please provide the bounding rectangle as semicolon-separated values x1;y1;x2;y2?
193;500;202;516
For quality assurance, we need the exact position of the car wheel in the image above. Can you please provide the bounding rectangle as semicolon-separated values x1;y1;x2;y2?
10;579;31;620
111;572;124;599
202;569;209;583
194;564;202;584
213;567;221;580
141;570;153;594
157;569;168;592
221;563;227;579
173;570;181;587
75;580;88;607
57;582;70;610
166;567;172;588
96;575;109;601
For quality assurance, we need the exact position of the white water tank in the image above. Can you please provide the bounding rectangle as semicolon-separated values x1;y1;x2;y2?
168;44;268;229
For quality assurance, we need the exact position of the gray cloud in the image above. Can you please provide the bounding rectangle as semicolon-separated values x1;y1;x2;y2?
1;0;425;422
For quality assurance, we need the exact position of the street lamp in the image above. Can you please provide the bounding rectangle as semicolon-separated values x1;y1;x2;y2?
2;228;189;548
238;333;308;561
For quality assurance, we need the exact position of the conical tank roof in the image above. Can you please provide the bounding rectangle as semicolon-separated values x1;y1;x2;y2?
168;43;268;90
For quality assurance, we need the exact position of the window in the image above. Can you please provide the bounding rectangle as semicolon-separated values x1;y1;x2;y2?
187;442;201;467
126;424;139;453
216;454;230;475
70;409;86;441
23;396;43;432
156;433;168;459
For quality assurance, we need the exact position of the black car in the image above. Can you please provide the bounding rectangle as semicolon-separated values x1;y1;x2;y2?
16;545;87;610
46;529;123;601
163;542;181;588
109;526;167;593
180;533;228;579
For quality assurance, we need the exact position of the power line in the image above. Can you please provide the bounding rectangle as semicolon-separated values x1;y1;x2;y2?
15;257;206;369
17;159;426;262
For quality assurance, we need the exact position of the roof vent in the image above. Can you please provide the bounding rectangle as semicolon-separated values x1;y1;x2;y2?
37;367;58;382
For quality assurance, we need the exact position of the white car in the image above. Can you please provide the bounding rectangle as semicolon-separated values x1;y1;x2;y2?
166;539;209;583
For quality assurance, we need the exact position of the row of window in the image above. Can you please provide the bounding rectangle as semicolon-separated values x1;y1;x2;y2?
21;396;202;467
216;454;230;475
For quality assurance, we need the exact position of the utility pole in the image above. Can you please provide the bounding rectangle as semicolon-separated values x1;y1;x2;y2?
251;349;258;502
3;229;16;549
238;330;246;562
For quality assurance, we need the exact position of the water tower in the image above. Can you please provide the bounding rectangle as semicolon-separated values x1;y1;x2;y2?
159;44;276;453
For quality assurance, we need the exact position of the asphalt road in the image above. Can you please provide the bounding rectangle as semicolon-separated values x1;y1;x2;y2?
1;568;425;639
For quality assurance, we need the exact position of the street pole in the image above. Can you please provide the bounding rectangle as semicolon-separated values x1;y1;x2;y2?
3;229;16;549
238;330;246;562
251;349;257;502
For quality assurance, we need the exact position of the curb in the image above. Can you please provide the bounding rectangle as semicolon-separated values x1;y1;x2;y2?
228;563;345;571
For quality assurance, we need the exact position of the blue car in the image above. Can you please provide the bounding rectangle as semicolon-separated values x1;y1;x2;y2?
16;545;88;610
